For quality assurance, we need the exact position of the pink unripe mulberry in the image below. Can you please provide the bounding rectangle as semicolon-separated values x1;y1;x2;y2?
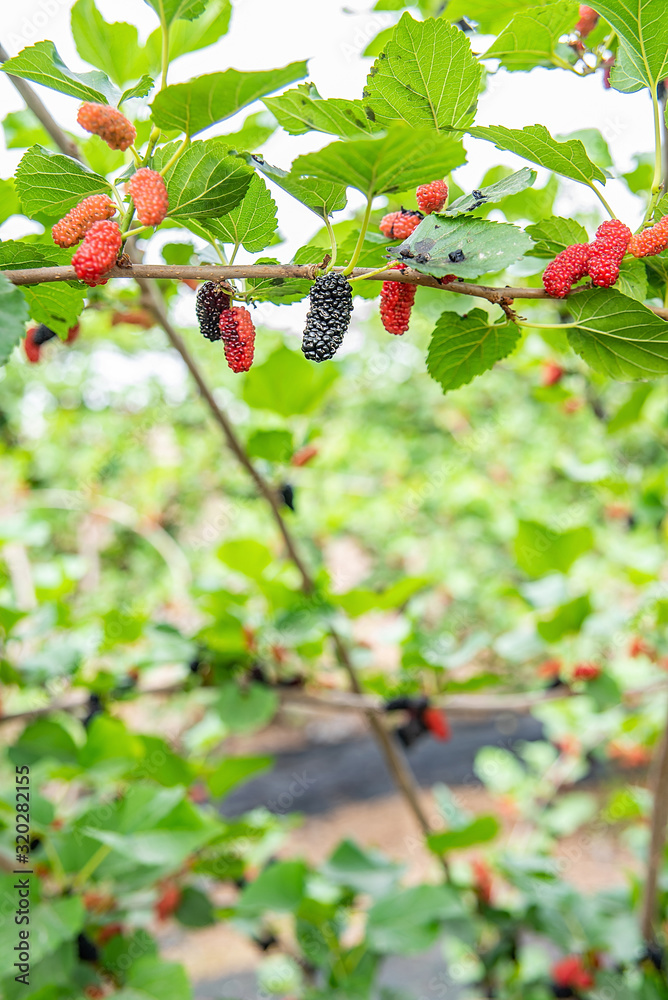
52;194;117;248
72;220;122;286
127;168;169;226
77;102;136;151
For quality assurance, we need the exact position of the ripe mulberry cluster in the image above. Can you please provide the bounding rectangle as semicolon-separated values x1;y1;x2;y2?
72;220;122;286
302;273;353;362
219;306;256;373
628;215;668;257
128;168;169;226
52;194;117;248
575;5;599;37
196;282;231;341
380;273;416;335
77;102;136;151
416;179;448;215
542;219;632;297
588;219;631;287
379;209;424;240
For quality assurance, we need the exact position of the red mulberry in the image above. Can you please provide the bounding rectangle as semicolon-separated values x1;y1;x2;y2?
379;209;424;240
219;306;256;373
52;194;117;248
72;220;122;286
628;216;668;258
542;243;590;298
380;280;416;335
575;5;599;37
588;219;631;287
77;103;136;151
127;168;169;226
416;180;448;215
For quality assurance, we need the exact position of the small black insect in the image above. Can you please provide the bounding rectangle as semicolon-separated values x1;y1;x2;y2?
414;253;431;264
471;189;484;199
449;249;466;263
398;247;415;259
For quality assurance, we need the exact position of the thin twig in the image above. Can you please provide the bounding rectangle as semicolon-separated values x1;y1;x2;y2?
640;695;668;943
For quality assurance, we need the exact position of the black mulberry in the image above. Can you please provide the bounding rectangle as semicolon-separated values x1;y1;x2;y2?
301;273;353;362
196;282;231;341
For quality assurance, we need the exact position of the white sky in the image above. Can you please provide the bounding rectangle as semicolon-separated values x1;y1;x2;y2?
0;0;659;316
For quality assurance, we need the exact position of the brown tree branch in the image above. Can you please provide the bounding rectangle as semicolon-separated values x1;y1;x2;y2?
640;696;668;943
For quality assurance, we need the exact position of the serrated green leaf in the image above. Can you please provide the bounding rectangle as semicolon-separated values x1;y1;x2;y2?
150;61;308;135
0;274;29;365
445;167;537;216
15;145;110;218
265;84;378;138
566;287;668;379
196;174;278;252
444;0;559;33
427;308;521;393
244;256;311;303
23;284;85;338
293;126;466;197
145;0;231;67
120;75;155;104
154;140;253;219
143;0;206;26
363;13;481;130
591;0;668;92
0;240;73;271
484;2;579;71
525;215;590;257
388;215;534;280
466;123;607;186
251;157;347;221
616;257;648;302
71;0;151;87
1;40;118;104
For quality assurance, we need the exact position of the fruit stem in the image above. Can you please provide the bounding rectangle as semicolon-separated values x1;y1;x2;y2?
119;199;136;239
72;844;112;889
323;214;338;271
587;181;616;219
348;263;396;283
159;11;170;91
342;191;374;276
643;85;665;225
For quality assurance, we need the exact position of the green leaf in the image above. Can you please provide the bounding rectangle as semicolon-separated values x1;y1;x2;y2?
23;283;85;338
0;273;29;365
607;382;652;433
223;112;277;153
146;0;232;65
566;287;668;379
265;83;378;138
446;167;537;216
444;0;557;33
243;345;338;416
123;957;192;1000
71;0;150;87
427;815;500;854
218;538;273;579
0;898;84;979
514;519;594;576
196;174;278;252
216;682;278;734
1;40;117;103
466;123;607;186
8;718;79;766
207;755;273;798
251;157;347;221
2;109;50;150
79;714;144;768
0;179;19;225
616;257;648;302
483;3;580;71
155;140;253;219
246;429;294;462
143;0;206;26
150;61;308;135
15;145;110;218
388;215;534;280
293;126;466;197
0;240;72;270
336;577;430;616
363;13;481;130
119;75;155;104
322;840;403;897
537;594;592;641
237;861;307;916
591;0;668;92
525;215;590;258
245;256;311;304
176;887;216;928
366;885;464;954
427;308;522;393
